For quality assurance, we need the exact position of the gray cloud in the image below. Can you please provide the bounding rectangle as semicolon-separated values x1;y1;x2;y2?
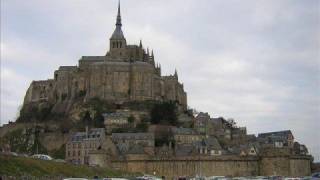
1;0;319;160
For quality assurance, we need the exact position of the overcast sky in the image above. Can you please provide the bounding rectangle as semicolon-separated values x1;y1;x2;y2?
1;0;319;161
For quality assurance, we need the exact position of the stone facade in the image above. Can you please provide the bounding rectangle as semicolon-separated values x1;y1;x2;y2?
172;127;204;145
108;155;311;179
103;110;130;133
258;130;294;148
65;128;105;164
22;4;187;112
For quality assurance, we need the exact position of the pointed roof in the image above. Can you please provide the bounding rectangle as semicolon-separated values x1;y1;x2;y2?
110;0;125;40
116;1;121;26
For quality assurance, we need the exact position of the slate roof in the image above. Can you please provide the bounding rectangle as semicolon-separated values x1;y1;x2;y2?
126;144;145;154
258;130;293;139
87;128;105;139
196;112;210;118
71;132;87;142
193;137;222;150
228;143;259;155
110;2;125;40
172;127;197;135
111;26;125;40
112;133;154;140
70;128;105;142
204;137;222;150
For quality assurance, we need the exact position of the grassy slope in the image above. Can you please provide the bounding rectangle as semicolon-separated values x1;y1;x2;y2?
0;155;131;178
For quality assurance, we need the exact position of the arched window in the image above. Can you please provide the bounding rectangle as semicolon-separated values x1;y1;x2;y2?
120;42;122;48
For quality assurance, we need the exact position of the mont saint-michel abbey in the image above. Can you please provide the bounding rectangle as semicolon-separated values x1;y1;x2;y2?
0;2;313;179
23;3;187;109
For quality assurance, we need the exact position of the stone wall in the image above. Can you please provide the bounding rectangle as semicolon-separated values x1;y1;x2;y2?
111;156;259;179
23;56;188;111
289;157;311;176
107;155;311;179
259;155;311;176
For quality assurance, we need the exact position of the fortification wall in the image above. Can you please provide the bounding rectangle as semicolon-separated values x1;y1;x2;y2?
290;157;311;176
259;155;311;176
111;156;259;179
108;155;311;179
23;80;55;104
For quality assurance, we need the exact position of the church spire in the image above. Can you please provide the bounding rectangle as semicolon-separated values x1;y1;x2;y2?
116;0;122;26
110;0;125;40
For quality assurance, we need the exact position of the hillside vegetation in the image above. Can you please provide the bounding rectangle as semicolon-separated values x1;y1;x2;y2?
0;155;135;178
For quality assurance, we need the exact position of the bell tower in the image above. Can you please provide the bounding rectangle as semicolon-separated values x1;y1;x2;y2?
109;1;127;57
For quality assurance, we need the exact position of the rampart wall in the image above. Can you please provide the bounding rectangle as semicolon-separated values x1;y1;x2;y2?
110;155;311;179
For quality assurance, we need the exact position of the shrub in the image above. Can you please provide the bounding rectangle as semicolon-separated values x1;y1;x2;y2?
150;101;178;125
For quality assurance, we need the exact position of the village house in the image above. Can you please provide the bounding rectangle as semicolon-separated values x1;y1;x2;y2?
65;128;105;165
293;142;309;155
103;110;130;133
111;133;155;155
196;136;223;156
172;127;204;145
194;112;210;134
228;143;259;156
258;130;294;148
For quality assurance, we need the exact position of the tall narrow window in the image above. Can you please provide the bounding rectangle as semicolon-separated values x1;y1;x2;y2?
120;42;122;48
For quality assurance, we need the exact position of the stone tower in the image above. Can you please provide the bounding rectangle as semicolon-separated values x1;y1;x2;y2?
109;1;127;58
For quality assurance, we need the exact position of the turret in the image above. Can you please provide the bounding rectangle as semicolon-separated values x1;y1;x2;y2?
174;69;178;80
150;49;155;65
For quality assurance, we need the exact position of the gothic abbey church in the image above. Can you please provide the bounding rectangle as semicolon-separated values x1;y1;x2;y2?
23;3;187;111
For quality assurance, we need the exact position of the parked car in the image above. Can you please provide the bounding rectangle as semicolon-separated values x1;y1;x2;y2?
312;172;320;180
31;154;53;160
53;159;66;163
9;152;18;156
206;176;227;180
136;175;162;180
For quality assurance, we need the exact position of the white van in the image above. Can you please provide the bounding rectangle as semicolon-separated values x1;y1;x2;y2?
31;154;53;160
